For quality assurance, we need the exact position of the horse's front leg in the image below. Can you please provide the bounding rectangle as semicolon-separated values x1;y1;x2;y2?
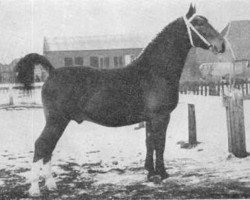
155;114;170;179
145;114;170;181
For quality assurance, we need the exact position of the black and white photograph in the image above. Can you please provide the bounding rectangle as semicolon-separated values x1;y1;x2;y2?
0;0;250;199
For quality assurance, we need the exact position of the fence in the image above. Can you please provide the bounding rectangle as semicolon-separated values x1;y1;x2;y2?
182;81;248;158
179;80;250;97
0;83;43;108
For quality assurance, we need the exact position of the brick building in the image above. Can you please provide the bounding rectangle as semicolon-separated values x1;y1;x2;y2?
43;35;150;69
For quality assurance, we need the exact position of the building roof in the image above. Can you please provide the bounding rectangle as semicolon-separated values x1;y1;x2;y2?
44;35;151;52
222;20;250;61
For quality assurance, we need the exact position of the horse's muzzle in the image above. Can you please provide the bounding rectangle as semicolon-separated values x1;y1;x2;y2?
209;41;225;54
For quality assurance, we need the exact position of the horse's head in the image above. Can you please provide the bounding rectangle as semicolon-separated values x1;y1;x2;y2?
184;4;225;54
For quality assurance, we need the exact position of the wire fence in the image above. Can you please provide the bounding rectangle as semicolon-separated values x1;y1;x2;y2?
179;80;250;97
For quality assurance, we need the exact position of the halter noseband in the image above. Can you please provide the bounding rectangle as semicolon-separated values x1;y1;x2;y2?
183;14;212;48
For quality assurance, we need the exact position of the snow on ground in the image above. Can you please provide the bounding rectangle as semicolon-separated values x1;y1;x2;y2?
0;93;250;198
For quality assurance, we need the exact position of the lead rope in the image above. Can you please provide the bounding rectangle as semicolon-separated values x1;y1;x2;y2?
183;14;212;48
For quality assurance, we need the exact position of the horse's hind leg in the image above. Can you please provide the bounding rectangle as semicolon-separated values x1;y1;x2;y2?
29;114;69;196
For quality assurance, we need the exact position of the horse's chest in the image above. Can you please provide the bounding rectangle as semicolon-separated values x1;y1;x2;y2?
145;88;179;113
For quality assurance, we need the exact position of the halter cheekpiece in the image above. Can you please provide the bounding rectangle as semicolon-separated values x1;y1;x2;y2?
183;14;212;48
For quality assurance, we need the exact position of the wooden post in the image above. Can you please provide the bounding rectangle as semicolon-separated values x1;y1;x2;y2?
201;83;203;95
208;82;213;96
191;82;195;94
196;83;199;95
188;104;197;146
217;82;220;96
184;82;187;94
223;88;247;158
8;84;14;105
222;82;225;96
246;81;249;95
205;83;207;96
241;82;244;96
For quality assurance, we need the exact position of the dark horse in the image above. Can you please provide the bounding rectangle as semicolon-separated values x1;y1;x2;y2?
16;5;225;196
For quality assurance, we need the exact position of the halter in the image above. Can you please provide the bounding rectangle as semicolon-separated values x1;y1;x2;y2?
183;14;212;48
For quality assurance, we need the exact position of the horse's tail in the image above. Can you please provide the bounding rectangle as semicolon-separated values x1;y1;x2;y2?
16;53;55;90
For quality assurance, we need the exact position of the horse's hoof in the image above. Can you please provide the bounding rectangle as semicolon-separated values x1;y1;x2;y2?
29;184;41;197
45;177;57;191
159;172;169;180
148;175;162;184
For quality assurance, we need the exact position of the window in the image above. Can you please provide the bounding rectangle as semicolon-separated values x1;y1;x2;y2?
100;57;104;68
75;57;83;66
99;57;110;69
114;56;123;68
125;55;136;65
64;57;73;67
104;57;110;68
114;57;118;68
90;56;110;68
90;57;99;68
119;56;123;66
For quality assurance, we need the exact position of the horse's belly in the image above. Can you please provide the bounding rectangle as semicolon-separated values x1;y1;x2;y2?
82;95;143;127
92;104;143;126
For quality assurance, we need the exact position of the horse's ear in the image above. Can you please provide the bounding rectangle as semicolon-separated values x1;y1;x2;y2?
186;3;196;19
193;4;196;13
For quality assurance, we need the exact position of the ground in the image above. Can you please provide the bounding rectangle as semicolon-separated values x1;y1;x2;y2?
0;94;250;199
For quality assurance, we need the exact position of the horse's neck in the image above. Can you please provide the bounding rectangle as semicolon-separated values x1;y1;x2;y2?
137;19;191;81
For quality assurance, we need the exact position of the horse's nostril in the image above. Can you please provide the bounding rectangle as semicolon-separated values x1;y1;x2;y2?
220;42;225;53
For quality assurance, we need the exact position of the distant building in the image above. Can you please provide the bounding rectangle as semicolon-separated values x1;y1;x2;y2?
43;35;151;69
181;20;250;82
0;59;19;83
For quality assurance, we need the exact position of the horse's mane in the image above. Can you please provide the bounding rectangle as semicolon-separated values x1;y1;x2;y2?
127;17;188;71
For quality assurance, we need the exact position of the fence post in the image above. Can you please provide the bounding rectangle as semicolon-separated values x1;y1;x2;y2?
188;104;197;146
222;82;225;96
218;82;221;96
205;83;207;96
8;84;14;105
241;81;245;96
245;81;248;95
201;82;203;95
223;88;247;158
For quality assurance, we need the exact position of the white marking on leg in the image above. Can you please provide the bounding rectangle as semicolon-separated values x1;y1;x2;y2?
29;159;42;196
44;160;57;191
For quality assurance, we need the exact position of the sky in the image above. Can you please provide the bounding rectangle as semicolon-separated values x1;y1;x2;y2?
0;0;250;64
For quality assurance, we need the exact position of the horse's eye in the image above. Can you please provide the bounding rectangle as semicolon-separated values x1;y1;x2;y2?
193;17;207;26
196;20;205;26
